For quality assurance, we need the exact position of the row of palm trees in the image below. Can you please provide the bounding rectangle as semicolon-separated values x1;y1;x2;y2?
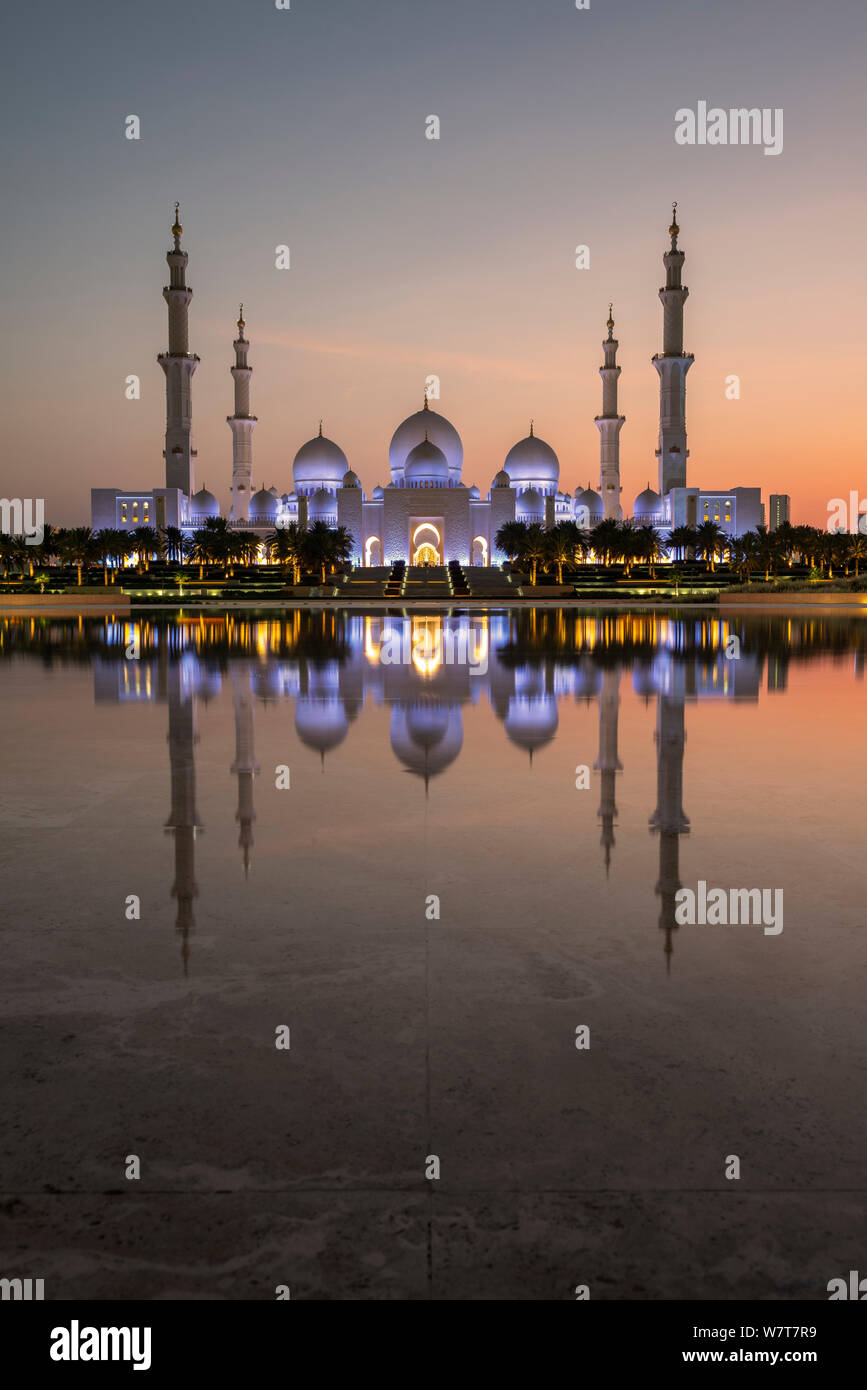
0;518;355;586
494;519;867;584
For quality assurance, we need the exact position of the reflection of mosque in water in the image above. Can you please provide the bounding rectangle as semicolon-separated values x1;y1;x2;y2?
91;612;777;972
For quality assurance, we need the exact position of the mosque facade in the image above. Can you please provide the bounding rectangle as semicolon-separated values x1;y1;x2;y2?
91;204;765;557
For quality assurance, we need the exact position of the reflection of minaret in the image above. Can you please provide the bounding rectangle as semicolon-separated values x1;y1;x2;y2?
594;668;622;875
164;665;202;975
231;666;259;876
648;693;690;970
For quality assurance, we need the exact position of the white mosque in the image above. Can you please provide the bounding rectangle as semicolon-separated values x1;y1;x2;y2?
91;203;763;560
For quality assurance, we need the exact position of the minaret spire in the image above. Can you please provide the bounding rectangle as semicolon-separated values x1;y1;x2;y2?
158;203;199;499
595;304;625;520
652;203;693;499
228;304;257;523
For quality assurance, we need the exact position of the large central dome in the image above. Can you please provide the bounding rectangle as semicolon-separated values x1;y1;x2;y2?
503;427;559;494
293;429;349;494
389;399;462;486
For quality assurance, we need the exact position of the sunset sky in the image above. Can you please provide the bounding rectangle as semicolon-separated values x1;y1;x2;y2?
2;0;865;526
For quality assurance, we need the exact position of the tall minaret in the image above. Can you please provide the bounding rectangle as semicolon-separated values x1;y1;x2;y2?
158;203;198;498
228;305;257;523
595;304;625;521
652;204;693;498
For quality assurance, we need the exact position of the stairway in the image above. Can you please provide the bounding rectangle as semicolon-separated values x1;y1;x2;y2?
384;560;406;597
401;565;452;599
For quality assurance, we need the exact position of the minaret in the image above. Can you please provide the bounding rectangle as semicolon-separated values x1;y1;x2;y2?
228;305;257;523
594;667;623;874
158;204;199;498
595;304;625;521
230;665;259;875
652;204;693;498
648;692;691;970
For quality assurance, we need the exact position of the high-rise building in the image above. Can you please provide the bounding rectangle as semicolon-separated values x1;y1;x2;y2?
768;494;791;531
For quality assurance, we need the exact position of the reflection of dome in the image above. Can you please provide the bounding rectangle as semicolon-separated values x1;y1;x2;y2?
341;470;360;488
191;487;219;518
308;486;337;521
503;430;559;493
633;485;663;519
295;698;350;760
516;486;545;521
491;469;511;490
574;485;603;522
293;432;349;493
390;703;463;786
405;438;449;487
250;487;278;520
504;695;559;756
389;401;463;484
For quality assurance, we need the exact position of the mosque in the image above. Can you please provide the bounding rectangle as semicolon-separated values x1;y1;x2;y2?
91;204;764;558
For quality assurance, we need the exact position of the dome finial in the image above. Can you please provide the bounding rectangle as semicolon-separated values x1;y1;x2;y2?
318;419;323;437
607;302;614;337
669;201;679;244
237;302;245;334
529;418;534;437
422;392;429;411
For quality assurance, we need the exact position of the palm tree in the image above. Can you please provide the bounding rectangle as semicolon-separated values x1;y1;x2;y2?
131;525;159;573
61;526;94;586
847;533;867;578
520;522;546;585
667;524;697;563
329;525;354;574
190;528;216;580
633;524;665;579
695;520;726;573
495;520;529;569
92;531;115;586
0;533;18;578
543;522;583;583
268;522;305;583
14;537;37;577
589;518;623;568
162;525;185;565
729;533;759;584
302;520;341;583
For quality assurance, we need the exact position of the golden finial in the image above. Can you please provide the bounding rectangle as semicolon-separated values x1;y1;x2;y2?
318;419;323;437
607;302;614;335
529;419;534;437
237;302;245;334
422;392;429;411
172;201;182;239
669;201;679;240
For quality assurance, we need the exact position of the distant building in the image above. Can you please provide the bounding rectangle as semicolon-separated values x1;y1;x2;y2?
768;494;791;531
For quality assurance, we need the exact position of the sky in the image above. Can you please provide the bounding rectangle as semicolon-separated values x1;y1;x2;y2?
1;0;865;527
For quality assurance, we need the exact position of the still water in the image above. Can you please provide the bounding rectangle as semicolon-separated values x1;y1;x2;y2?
1;607;865;1300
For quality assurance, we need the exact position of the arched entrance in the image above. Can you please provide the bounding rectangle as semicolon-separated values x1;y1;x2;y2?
472;536;488;567
411;523;441;566
365;536;382;567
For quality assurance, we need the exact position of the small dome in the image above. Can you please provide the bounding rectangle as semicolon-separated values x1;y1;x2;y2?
516;486;545;520
308;486;337;521
293;432;349;491
372;485;385;500
503;430;560;490
251;487;278;519
574;485;603;522
341;470;360;488
405;438;449;487
633;485;663;518
469;484;480;500
491;469;511;489
191;487;219;519
389;402;463;484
